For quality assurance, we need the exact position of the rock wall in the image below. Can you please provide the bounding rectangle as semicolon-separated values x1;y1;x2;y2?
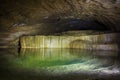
20;33;120;51
0;0;120;47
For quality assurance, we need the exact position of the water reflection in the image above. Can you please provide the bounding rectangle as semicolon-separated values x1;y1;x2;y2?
0;48;120;80
12;49;120;74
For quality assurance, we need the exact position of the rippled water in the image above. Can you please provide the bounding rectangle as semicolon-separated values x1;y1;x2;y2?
0;48;120;80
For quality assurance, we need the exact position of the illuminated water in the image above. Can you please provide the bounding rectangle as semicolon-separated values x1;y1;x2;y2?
0;48;120;80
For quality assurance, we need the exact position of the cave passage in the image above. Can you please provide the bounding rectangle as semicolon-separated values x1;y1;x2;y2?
0;0;120;80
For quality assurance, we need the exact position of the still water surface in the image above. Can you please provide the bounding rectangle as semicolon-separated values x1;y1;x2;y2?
0;48;120;80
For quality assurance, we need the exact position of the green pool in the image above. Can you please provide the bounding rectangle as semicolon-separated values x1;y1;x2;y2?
0;48;120;80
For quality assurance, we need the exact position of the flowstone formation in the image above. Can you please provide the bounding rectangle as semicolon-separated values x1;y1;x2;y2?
20;31;120;51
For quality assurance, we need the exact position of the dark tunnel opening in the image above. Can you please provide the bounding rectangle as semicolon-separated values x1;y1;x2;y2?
42;18;111;35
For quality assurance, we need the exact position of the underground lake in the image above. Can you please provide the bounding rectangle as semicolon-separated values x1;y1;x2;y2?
0;48;120;80
0;0;120;80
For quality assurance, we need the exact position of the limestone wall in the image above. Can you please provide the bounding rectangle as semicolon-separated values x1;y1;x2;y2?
20;33;120;51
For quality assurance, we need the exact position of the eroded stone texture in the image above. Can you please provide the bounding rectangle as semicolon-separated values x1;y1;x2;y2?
0;0;120;47
0;0;120;27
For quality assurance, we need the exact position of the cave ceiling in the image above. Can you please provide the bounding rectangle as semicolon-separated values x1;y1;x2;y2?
0;0;120;32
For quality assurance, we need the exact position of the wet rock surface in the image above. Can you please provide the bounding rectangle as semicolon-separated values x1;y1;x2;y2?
0;0;120;48
20;32;120;51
